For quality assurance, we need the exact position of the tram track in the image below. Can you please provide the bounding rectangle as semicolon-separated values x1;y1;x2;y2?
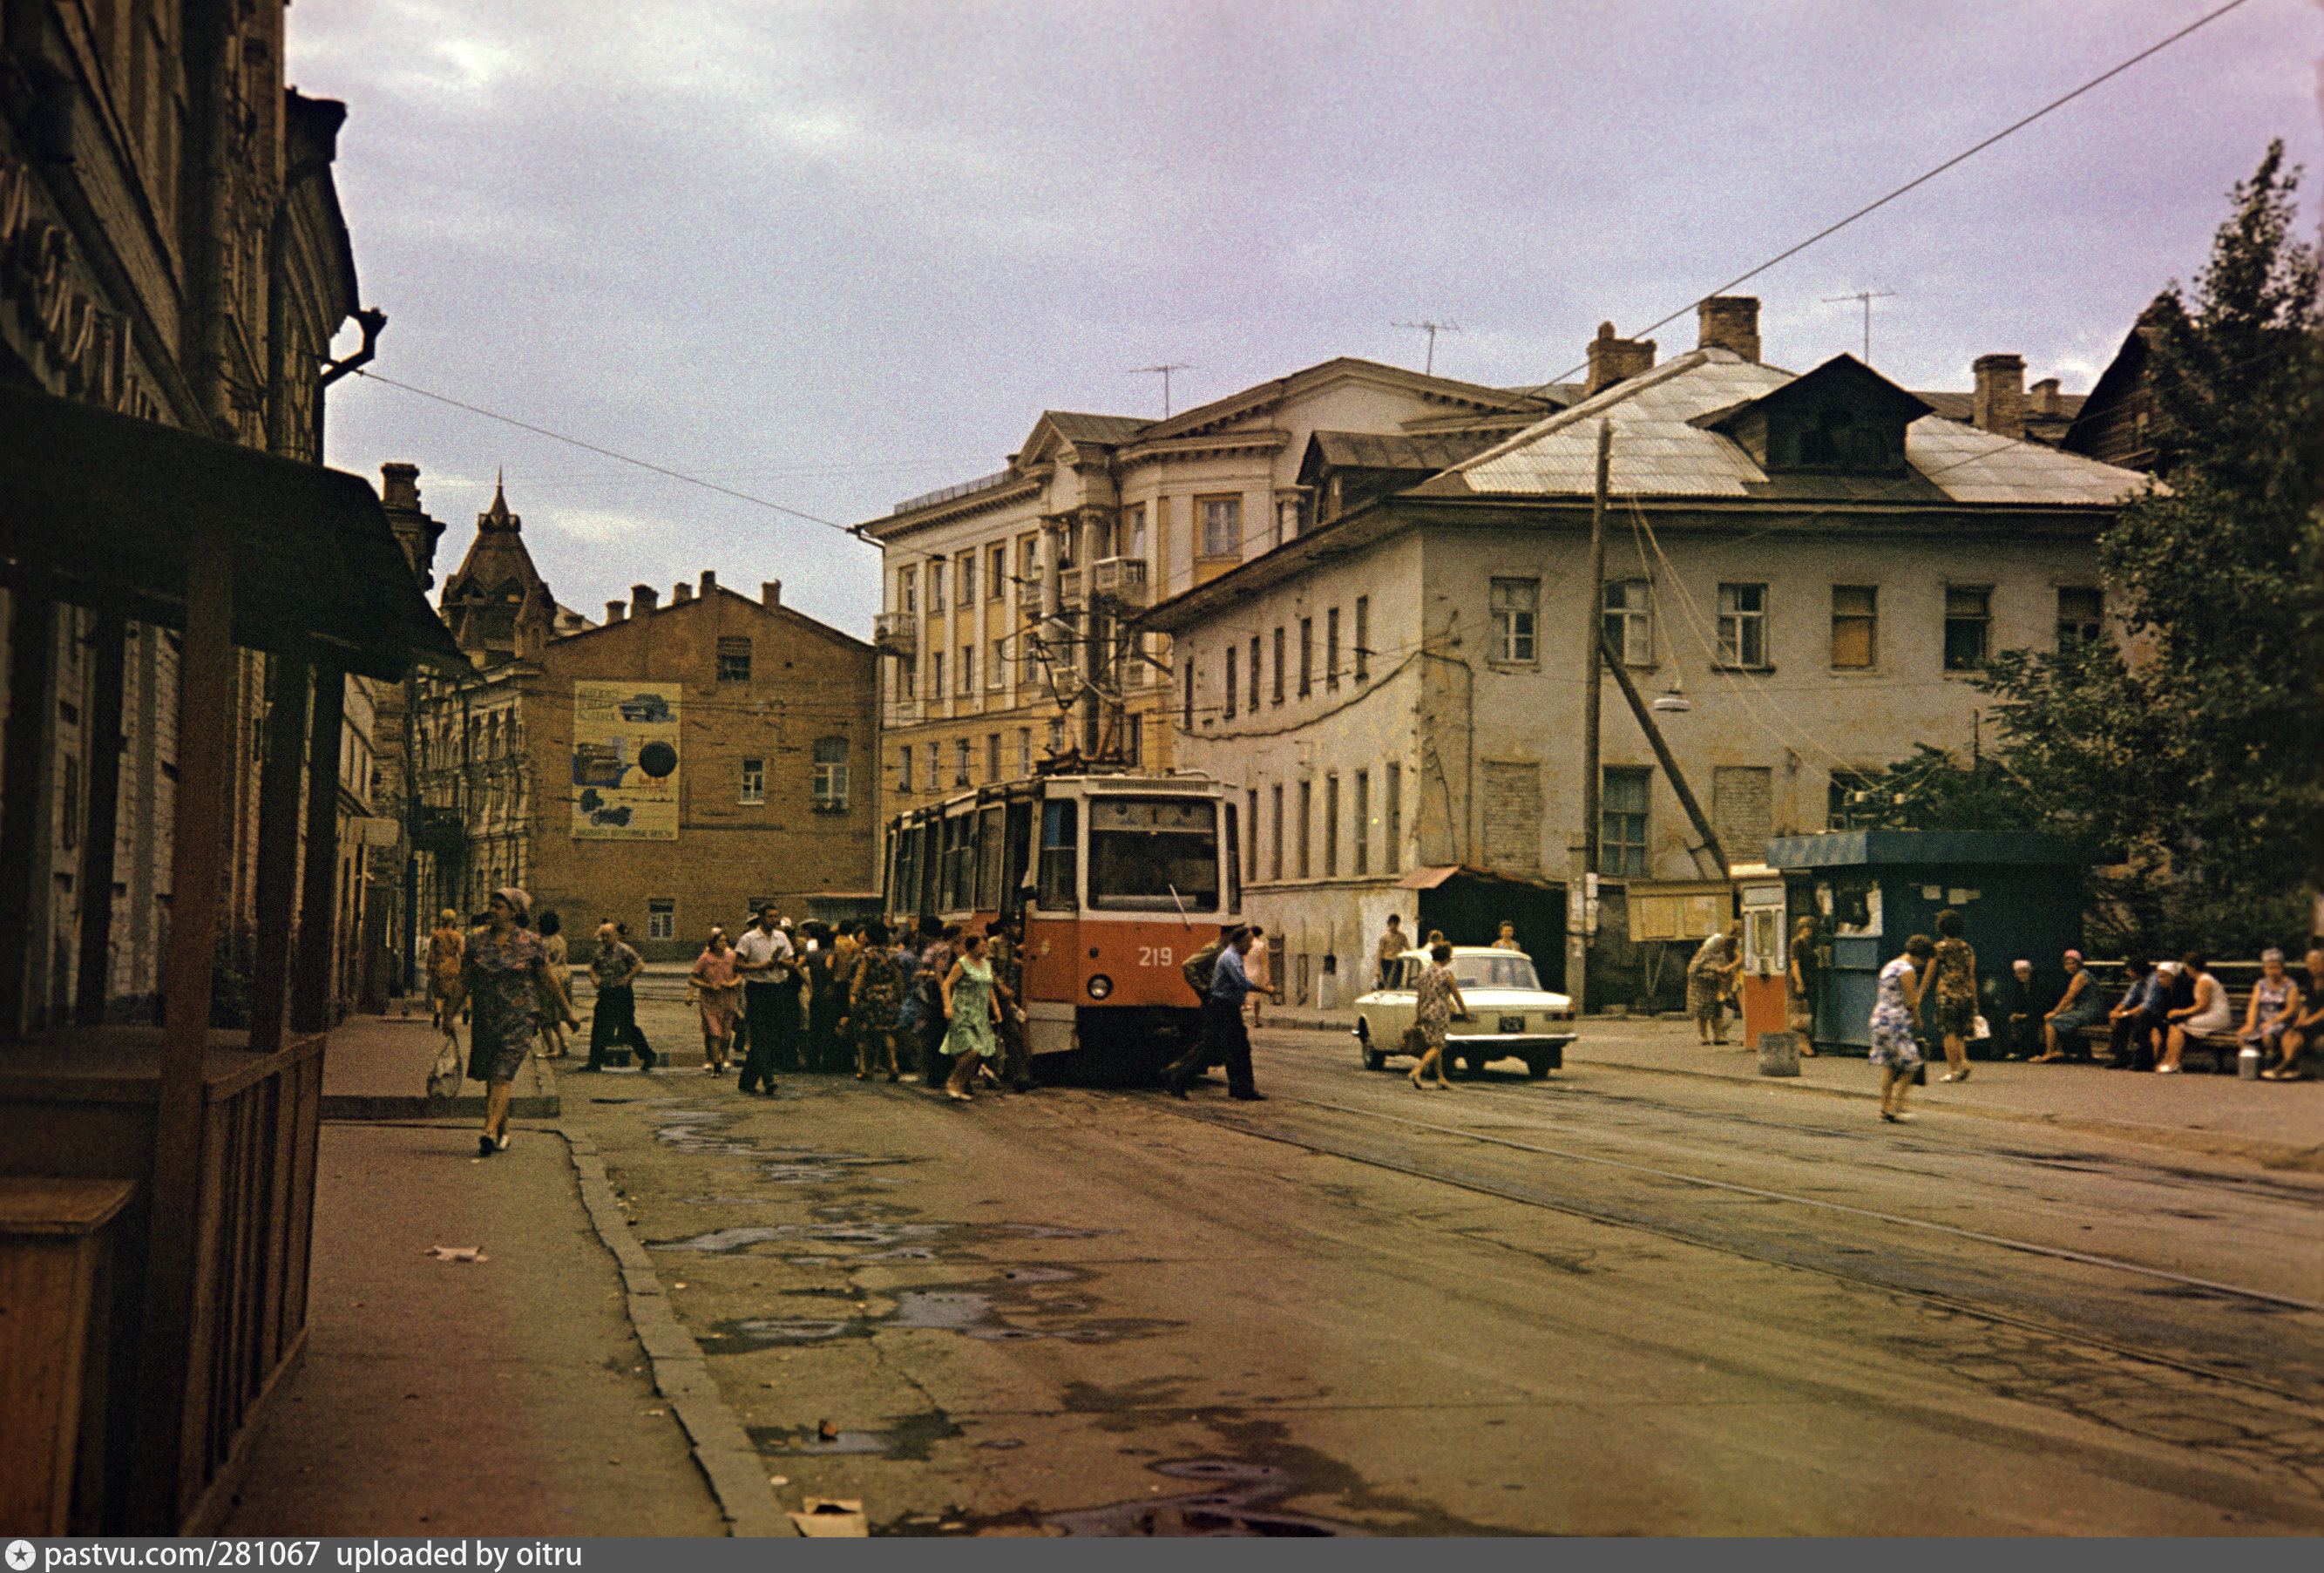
1155;1085;2323;1412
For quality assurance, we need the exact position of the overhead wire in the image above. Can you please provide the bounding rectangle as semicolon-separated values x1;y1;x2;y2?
1508;0;2258;402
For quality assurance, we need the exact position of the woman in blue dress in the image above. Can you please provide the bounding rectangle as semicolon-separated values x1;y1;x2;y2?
1870;934;1934;1123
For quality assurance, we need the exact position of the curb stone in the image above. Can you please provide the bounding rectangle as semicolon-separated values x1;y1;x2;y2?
556;1081;796;1538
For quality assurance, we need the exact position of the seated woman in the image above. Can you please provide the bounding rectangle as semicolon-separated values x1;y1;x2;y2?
2036;950;2100;1061
2263;946;2324;1080
2158;953;2234;1073
1998;959;2052;1061
2238;949;2300;1068
2103;955;2161;1070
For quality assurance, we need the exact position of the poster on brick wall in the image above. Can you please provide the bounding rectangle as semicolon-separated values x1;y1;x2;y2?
571;681;681;839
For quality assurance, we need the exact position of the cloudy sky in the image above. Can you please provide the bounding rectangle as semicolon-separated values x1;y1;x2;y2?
288;0;2322;639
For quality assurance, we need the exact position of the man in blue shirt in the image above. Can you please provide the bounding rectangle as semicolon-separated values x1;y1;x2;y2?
1198;926;1264;1102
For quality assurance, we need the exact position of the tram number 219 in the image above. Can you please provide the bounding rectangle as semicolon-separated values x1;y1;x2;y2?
1136;946;1175;968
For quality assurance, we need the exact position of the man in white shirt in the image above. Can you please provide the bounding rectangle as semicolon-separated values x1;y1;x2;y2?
733;905;795;1095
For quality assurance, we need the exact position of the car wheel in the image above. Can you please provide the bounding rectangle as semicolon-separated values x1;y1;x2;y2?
1362;1045;1386;1072
1465;1052;1496;1079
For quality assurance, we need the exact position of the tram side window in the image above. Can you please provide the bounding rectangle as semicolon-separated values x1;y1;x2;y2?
975;806;1006;910
917;820;942;919
1039;800;1079;910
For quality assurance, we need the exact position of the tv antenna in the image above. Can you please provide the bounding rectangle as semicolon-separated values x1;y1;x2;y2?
1129;363;1192;417
1393;319;1461;376
1823;290;1896;363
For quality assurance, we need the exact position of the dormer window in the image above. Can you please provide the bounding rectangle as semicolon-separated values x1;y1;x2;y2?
1697;355;1928;478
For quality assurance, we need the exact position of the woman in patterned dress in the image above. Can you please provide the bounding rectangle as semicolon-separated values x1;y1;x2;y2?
1409;941;1470;1090
940;931;1003;1102
1922;908;1979;1083
428;909;465;1036
451;887;575;1156
690;928;742;1074
535;910;572;1059
1871;934;1934;1123
1688;926;1742;1044
848;921;906;1081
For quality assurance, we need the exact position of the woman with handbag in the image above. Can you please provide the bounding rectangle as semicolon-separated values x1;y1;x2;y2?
449;887;576;1156
1922;908;1979;1083
428;909;465;1036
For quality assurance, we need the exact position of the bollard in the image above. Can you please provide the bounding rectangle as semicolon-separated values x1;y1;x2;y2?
1757;1030;1801;1078
2239;1042;2261;1080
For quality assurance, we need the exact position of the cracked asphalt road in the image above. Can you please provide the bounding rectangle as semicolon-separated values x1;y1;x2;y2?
574;989;2324;1536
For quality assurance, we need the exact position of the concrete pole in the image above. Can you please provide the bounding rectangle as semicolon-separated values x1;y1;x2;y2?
1568;421;1611;1012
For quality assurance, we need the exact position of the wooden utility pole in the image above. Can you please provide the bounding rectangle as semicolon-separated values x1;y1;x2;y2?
1568;420;1612;1012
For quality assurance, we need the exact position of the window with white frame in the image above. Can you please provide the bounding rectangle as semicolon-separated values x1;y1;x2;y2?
1198;495;1241;559
1491;578;1538;662
1717;583;1767;668
740;757;764;804
1124;502;1148;559
1944;586;1991;670
898;566;917;614
990;638;1007;689
647;898;675;940
954;737;972;786
1831;586;1877;668
959;552;976;607
989;543;1007;603
812;738;850;810
1603;579;1653;665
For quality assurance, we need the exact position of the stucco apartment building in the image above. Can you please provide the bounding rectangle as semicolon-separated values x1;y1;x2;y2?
1142;300;2151;1008
413;485;879;959
859;359;1563;832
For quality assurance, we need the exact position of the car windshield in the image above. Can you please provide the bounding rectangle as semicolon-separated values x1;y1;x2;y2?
1087;797;1219;912
1390;954;1542;991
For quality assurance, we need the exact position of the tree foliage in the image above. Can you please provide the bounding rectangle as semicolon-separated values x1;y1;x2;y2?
1876;143;2324;954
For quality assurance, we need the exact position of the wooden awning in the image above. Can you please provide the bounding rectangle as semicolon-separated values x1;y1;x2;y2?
0;383;466;680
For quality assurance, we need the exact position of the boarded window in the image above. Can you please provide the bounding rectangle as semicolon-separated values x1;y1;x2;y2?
1711;766;1772;864
1483;761;1541;872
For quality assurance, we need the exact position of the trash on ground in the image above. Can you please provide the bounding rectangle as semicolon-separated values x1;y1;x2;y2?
817;1419;838;1441
424;1245;488;1263
768;1475;789;1487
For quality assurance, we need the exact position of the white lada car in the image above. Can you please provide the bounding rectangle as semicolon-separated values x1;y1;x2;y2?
1352;947;1577;1080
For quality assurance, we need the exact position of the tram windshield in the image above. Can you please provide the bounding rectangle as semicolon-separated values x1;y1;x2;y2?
1087;797;1220;912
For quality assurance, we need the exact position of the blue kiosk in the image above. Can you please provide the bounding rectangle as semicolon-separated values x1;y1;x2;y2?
1763;830;2084;1054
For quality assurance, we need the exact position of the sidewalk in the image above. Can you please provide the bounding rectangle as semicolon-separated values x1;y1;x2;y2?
321;1009;560;1120
1265;1009;2324;1174
216;1014;784;1536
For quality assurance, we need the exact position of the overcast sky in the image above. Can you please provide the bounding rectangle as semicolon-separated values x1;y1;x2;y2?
288;0;2323;640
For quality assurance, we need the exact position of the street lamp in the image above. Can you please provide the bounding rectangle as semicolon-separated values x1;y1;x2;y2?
1652;675;1692;714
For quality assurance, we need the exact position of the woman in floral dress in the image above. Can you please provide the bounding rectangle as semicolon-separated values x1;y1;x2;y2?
1922;908;1979;1083
1410;941;1470;1090
452;887;575;1156
940;931;1003;1102
848;921;906;1081
1871;934;1934;1123
690;928;742;1074
536;910;572;1059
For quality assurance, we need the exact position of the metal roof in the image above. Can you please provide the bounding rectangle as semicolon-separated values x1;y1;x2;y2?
1434;349;2151;508
1043;410;1152;446
1305;430;1501;471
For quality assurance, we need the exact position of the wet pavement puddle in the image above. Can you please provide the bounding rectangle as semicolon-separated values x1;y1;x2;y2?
699;1264;1176;1352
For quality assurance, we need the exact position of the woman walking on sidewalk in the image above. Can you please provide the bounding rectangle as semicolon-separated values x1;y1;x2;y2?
1410;941;1469;1089
1871;935;1933;1122
453;887;576;1156
691;929;741;1074
428;909;465;1037
940;931;1003;1102
1923;908;1979;1083
1688;925;1742;1044
535;911;572;1059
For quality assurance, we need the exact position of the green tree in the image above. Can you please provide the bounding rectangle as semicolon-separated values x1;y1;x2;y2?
1877;143;2324;954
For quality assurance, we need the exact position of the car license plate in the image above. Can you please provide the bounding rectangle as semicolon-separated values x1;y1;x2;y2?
1499;1015;1526;1034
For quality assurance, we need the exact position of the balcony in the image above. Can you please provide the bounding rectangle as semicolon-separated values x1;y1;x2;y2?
872;611;918;656
1056;566;1085;610
1090;556;1149;610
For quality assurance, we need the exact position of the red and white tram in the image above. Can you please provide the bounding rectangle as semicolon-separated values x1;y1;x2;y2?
880;767;1243;1077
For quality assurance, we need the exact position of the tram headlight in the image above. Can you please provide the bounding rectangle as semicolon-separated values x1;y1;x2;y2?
1087;973;1114;1000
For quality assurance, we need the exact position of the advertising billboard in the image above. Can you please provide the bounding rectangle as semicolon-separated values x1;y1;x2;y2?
572;681;681;840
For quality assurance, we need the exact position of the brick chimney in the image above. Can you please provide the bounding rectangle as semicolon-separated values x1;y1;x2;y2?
630;584;658;617
604;600;626;624
1972;354;2026;440
672;582;693;604
1585;322;1656;396
699;569;717;597
380;461;420;510
2029;377;2063;418
762;580;783;608
1696;296;1760;362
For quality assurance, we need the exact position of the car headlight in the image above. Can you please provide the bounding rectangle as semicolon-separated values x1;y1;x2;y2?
1087;973;1113;1000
